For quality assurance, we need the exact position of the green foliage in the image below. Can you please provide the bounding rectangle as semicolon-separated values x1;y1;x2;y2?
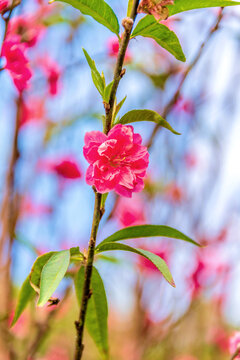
96;242;175;287
97;225;200;249
167;0;240;16
75;267;109;358
83;48;105;97
70;246;84;262
116;109;180;135
127;0;134;16
103;81;114;102
37;250;70;307
30;252;56;293
56;0;120;35
11;276;35;327
131;16;186;62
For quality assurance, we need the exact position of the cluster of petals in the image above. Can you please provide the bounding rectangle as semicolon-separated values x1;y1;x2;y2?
38;156;82;180
138;0;174;21
229;332;240;359
0;0;9;13
1;36;32;92
83;124;149;197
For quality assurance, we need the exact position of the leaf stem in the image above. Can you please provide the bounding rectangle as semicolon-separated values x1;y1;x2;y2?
74;1;140;359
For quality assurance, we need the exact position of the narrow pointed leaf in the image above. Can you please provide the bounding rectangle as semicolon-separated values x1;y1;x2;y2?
103;81;113;102
131;16;186;62
117;109;180;135
11;276;35;327
96;243;175;287
75;267;109;357
167;0;240;16
97;225;199;249
127;0;134;16
37;250;70;307
83;48;105;96
56;0;120;35
30;252;56;293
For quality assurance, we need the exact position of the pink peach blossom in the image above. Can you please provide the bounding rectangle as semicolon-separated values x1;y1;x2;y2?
1;36;32;92
115;194;146;227
37;156;82;180
83;124;149;197
0;0;9;13
107;37;132;63
7;15;45;47
138;0;174;21
229;332;240;359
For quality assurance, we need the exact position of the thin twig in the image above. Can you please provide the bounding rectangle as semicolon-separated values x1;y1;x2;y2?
146;8;225;148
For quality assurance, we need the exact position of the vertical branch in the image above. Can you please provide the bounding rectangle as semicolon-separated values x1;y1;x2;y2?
74;1;140;359
0;95;22;360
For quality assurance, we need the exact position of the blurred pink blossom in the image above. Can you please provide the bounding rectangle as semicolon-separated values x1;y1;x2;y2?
83;124;149;197
1;36;32;92
115;194;146;227
0;0;9;13
107;37;132;63
38;56;61;96
38;156;82;180
19;97;45;127
8;15;45;47
229;332;240;359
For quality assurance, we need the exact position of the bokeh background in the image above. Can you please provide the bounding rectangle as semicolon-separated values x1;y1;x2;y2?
1;0;240;359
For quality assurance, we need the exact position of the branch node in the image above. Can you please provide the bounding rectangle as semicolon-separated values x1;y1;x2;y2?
122;17;134;33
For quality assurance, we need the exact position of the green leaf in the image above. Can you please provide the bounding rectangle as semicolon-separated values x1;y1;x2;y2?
75;267;109;357
11;276;35;327
103;81;113;102
116;109;180;135
30;252;56;293
83;48;105;96
131;16;186;62
97;225;200;249
167;0;240;16
56;0;120;35
96;243;175;287
70;247;84;262
37;250;70;307
127;0;134;16
113;96;127;120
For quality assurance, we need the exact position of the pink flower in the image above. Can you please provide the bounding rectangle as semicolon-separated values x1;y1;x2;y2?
1;36;32;92
138;0;174;21
83;124;149;197
38;56;61;96
38;156;82;180
229;332;240;359
115;194;146;227
8;15;45;47
0;0;9;13
19;97;45;127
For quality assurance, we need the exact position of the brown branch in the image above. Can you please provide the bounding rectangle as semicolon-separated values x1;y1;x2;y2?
74;2;141;359
146;8;225;148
